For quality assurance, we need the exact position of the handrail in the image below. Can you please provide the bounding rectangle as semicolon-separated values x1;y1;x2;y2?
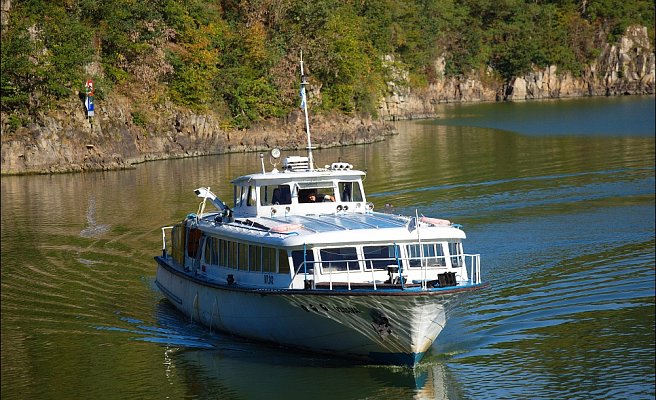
290;252;482;289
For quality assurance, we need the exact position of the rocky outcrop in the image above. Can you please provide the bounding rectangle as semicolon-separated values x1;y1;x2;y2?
0;95;394;175
380;25;655;120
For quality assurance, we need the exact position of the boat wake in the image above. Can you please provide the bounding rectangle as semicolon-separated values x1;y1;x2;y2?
80;197;110;238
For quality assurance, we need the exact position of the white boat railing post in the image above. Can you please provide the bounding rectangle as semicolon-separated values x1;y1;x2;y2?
370;261;377;290
347;262;351;291
476;254;481;284
329;262;333;290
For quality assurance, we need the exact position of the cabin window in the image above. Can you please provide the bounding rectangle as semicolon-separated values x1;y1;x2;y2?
238;243;248;270
171;224;185;265
407;243;446;268
338;181;363;202
249;245;262;272
186;228;202;258
260;185;292;205
449;242;462;267
228;241;238;269
291;249;314;274
278;249;290;274
262;247;277;273
363;245;399;270
320;247;359;272
204;237;219;265
219;239;228;267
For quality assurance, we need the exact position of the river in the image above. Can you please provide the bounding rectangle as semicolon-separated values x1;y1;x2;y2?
1;95;654;399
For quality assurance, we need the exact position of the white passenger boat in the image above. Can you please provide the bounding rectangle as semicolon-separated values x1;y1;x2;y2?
154;57;485;366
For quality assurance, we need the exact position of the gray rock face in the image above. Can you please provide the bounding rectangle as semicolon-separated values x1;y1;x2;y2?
379;25;654;120
0;96;395;175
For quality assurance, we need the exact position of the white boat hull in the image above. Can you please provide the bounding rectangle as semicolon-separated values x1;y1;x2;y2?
155;257;474;366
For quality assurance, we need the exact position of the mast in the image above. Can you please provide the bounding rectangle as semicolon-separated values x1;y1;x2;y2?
299;51;314;170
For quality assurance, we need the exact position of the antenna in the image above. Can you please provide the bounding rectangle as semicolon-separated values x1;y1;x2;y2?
300;51;314;171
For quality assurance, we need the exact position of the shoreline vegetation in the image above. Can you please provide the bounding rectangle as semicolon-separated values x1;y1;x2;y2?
1;1;654;176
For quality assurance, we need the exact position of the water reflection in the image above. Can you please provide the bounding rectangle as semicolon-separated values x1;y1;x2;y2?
124;301;463;400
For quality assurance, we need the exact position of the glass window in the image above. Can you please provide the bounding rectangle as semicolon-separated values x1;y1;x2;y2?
260;185;292;205
320;247;359;272
291;249;314;274
407;244;421;267
204;238;212;264
187;228;201;258
278;249;290;274
203;237;218;265
247;186;257;207
249;245;262;272
338;181;363;202
449;242;462;267
219;239;228;267
262;247;277;273
407;243;447;268
363;245;399;270
228;241;238;269
238;243;248;270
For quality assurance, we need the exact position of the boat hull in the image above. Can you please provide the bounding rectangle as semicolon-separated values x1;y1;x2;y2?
155;256;479;366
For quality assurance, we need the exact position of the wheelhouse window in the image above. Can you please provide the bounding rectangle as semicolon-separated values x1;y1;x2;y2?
320;247;359;272
296;182;336;203
338;181;363;202
246;186;257;207
407;243;446;268
291;249;314;274
234;185;245;208
260;185;292;205
363;245;399;270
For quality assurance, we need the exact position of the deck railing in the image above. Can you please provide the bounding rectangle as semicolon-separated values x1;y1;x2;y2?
292;253;481;290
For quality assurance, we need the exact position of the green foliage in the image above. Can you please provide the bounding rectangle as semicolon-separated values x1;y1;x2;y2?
1;0;652;126
131;110;146;127
1;23;33;111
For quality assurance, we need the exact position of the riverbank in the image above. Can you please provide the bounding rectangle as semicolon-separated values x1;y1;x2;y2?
1;25;652;176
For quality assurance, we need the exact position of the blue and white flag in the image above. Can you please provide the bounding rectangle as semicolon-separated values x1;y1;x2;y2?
299;86;307;110
85;95;95;117
407;216;417;232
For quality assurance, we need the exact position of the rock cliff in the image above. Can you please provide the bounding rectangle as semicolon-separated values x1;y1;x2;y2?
0;95;394;175
379;25;654;120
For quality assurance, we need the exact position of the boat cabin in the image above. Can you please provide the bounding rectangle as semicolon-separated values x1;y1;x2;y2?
162;154;480;292
231;156;368;218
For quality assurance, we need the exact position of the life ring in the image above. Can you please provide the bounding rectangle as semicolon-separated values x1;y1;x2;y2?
420;216;451;226
270;223;303;233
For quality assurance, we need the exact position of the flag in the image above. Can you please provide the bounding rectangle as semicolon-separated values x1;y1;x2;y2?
407;216;417;232
85;96;94;112
299;86;307;110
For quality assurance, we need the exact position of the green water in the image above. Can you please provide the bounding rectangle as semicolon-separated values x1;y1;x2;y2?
2;96;654;399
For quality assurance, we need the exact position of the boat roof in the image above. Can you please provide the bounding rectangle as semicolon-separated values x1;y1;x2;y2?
231;167;365;185
197;211;466;248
